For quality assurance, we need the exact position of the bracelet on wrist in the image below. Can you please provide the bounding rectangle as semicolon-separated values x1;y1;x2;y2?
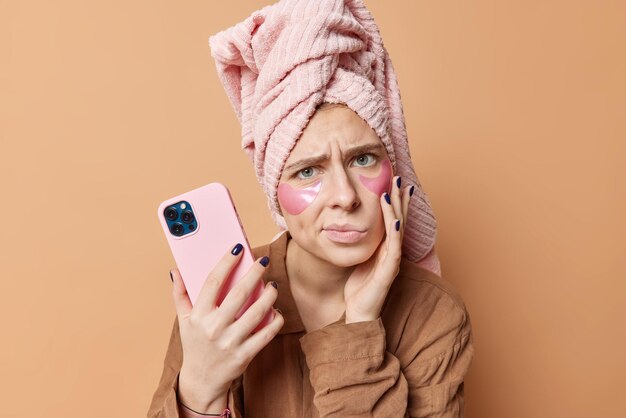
179;400;231;417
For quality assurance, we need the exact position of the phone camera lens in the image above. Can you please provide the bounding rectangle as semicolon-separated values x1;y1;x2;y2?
165;207;178;221
181;210;195;224
188;224;196;231
171;223;184;236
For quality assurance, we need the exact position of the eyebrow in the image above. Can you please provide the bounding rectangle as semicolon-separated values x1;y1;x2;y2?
284;143;386;172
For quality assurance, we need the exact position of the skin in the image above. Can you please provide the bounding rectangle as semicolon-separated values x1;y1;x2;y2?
168;103;412;413
278;103;412;325
277;158;392;215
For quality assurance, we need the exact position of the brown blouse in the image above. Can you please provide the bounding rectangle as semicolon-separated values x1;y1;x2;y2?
147;231;475;417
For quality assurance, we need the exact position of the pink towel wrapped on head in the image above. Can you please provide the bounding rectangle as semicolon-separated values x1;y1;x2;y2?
208;0;441;276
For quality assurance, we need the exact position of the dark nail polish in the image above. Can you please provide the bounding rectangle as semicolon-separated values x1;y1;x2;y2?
271;281;278;289
384;193;391;204
231;243;243;255
169;271;173;282
260;256;270;267
395;220;400;231
409;185;415;197
396;177;401;188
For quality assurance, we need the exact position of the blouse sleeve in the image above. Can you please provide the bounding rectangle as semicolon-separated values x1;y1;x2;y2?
299;294;474;417
300;318;408;416
146;316;245;418
403;303;474;418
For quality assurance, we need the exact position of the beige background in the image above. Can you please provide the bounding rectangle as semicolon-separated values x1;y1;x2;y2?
1;1;624;417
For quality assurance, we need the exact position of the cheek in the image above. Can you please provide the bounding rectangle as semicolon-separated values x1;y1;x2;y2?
277;180;322;215
359;158;392;196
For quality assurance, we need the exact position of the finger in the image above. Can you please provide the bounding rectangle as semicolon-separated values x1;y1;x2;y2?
390;175;403;220
171;268;193;319
380;218;403;284
402;185;413;223
239;308;285;359
400;185;413;242
228;280;278;341
193;243;245;315
392;218;403;255
214;256;271;329
380;193;397;243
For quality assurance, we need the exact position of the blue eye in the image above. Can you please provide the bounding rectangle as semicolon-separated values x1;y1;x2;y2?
353;154;376;167
297;167;317;179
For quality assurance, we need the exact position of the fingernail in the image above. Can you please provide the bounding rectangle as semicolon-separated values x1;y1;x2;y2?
231;243;243;255
275;308;283;315
260;256;270;267
409;185;415;197
396;177;401;188
384;193;391;204
395;220;400;231
169;270;173;282
270;281;278;289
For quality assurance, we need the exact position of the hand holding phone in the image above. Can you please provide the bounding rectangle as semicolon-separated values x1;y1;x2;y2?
157;183;285;412
171;247;284;413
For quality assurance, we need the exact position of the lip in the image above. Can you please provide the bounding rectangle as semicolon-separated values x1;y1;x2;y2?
323;229;367;243
323;223;366;232
323;224;367;243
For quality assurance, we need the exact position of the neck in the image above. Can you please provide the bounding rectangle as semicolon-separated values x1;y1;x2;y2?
285;236;354;302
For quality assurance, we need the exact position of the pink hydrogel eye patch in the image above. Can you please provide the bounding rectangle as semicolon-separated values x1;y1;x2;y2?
277;180;322;215
359;158;393;196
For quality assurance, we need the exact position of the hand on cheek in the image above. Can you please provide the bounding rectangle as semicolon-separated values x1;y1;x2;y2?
343;166;414;324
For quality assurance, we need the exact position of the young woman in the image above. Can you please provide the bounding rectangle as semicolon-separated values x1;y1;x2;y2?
148;1;474;417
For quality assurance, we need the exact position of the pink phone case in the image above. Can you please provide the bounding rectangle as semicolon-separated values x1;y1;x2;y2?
157;182;273;334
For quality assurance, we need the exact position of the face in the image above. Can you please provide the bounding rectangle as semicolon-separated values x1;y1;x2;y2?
277;104;393;267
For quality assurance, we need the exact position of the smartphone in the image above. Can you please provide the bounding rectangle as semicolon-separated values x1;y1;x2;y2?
157;182;273;334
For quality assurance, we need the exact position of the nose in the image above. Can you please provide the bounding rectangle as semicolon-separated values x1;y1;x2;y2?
324;166;360;211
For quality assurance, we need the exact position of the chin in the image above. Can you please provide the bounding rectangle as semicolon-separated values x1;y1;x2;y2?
320;241;379;267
